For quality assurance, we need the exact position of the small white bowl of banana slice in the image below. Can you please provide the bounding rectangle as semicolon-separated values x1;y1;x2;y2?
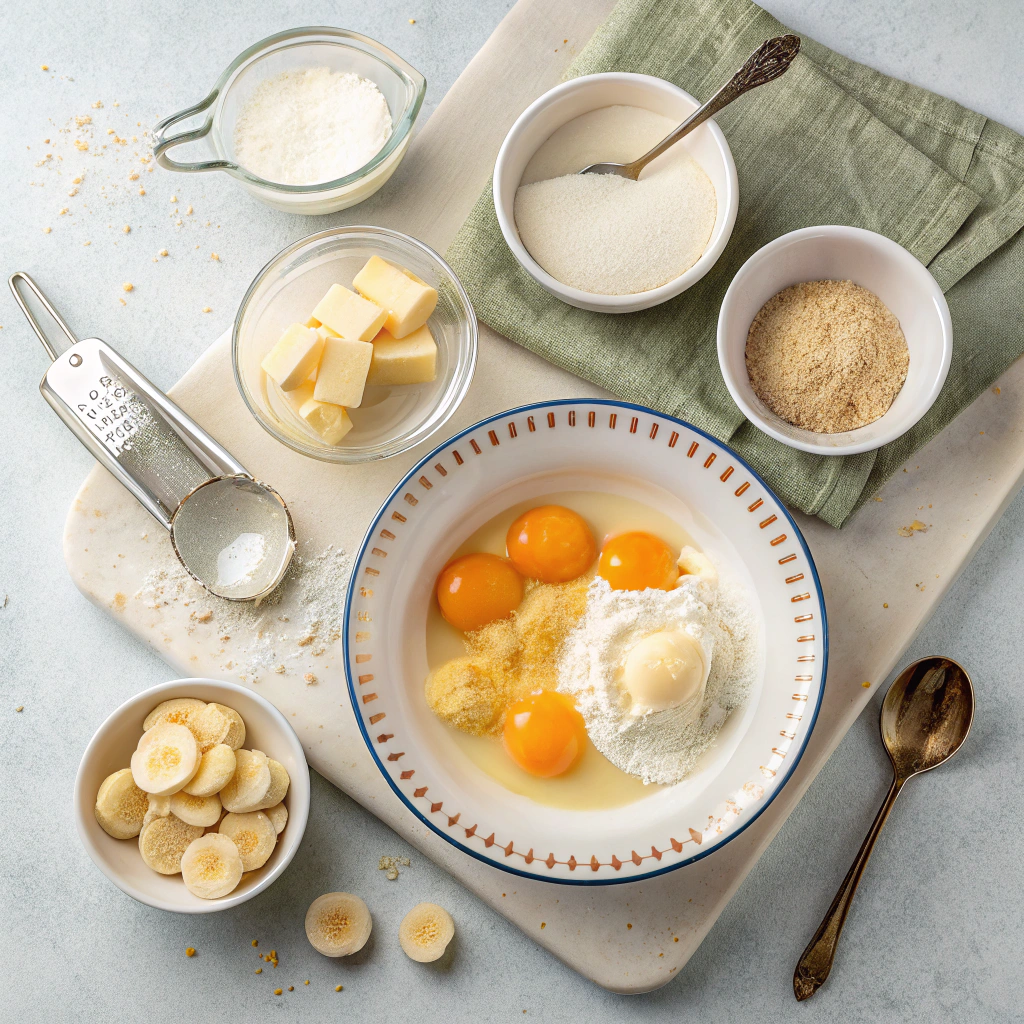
75;678;309;913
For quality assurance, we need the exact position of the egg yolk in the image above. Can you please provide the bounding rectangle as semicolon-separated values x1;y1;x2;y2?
436;553;524;632
502;691;586;778
505;504;597;583
597;531;678;592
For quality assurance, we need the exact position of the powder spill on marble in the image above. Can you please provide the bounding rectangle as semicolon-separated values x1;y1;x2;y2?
136;543;350;680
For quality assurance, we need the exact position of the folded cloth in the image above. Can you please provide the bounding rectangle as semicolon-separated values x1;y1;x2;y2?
446;0;1024;526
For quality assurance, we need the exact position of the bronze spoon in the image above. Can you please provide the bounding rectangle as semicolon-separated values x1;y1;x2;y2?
793;656;975;1001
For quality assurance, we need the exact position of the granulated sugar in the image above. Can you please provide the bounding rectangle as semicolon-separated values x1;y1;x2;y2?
137;543;350;680
233;68;392;185
513;105;717;295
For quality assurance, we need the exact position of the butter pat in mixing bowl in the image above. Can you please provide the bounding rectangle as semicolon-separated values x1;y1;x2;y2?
622;630;707;716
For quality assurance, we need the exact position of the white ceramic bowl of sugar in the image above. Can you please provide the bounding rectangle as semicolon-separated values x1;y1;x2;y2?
74;678;310;913
717;225;953;455
493;73;739;314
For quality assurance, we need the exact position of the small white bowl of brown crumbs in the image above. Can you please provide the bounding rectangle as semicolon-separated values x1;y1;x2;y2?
717;225;952;455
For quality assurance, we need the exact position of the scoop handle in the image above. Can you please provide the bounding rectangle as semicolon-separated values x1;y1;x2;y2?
152;91;233;174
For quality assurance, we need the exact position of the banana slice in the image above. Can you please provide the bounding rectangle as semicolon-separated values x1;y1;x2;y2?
170;790;222;828
130;722;200;795
182;743;236;797
143;793;171;827
208;703;246;750
143;697;206;732
305;893;372;957
220;749;272;813
138;813;204;874
253;759;290;811
676;545;718;590
399;903;455;963
218;811;277;871
188;704;231;753
181;833;243;899
264;803;288;835
94;768;148;839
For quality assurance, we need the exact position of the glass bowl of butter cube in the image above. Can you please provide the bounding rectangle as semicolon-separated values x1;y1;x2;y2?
233;226;478;463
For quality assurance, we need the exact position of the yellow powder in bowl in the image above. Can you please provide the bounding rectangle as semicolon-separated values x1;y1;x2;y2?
425;577;590;735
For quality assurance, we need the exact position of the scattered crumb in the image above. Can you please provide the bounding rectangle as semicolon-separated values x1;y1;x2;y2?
122;282;133;292
15;706;24;713
335;985;343;992
42;226;51;233
202;306;211;313
540;922;546;929
186;947;196;957
170;195;177;202
304;673;318;685
862;681;871;688
252;940;258;947
274;988;282;996
274;664;286;674
211;252;220;261
92;101;103;108
123;225;131;233
409;18;416;23
896;520;928;538
138;187;146;195
74;139;88;151
187;205;193;214
883;602;889;608
255;967;262;974
304;980;309;985
196;610;213;623
59;207;68;215
159;248;168;256
378;854;411;880
288;986;294;992
67;187;78;197
41;64;49;71
873;495;883;502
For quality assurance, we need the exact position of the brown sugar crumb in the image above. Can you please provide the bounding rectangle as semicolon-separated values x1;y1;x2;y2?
255;968;262;974
186;947;196;957
196;610;213;623
335;985;343;992
252;939;258;947
745;280;908;433
426;578;589;736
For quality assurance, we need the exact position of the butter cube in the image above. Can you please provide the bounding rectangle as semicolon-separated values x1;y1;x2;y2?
367;325;437;386
304;316;321;329
313;336;373;408
261;323;324;391
280;380;315;414
299;395;353;446
353;256;438;339
312;284;387;341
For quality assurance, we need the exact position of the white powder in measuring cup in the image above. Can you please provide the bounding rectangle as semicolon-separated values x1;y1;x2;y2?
513;105;717;295
233;67;392;185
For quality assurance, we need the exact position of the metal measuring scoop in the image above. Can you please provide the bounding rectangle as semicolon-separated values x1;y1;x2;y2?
578;35;801;179
793;656;975;1001
10;272;295;602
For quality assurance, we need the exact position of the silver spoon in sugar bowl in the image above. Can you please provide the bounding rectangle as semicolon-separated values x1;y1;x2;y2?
793;656;975;1001
579;34;801;179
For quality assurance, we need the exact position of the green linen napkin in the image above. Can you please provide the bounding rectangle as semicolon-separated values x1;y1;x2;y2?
446;0;1024;527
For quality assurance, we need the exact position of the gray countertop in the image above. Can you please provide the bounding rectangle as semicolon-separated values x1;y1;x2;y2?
1;1;1020;1020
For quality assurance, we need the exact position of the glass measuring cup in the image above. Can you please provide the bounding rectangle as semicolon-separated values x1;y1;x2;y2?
10;273;295;602
152;27;426;215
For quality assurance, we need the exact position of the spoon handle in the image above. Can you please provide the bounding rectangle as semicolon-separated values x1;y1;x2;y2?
793;775;904;1001
626;34;801;176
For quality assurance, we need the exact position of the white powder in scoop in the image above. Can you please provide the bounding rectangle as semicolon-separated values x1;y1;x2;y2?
513;105;717;295
557;570;759;786
233;68;392;185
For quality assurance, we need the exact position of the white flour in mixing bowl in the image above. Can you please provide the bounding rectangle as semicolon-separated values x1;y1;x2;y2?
233;67;392;185
557;570;759;785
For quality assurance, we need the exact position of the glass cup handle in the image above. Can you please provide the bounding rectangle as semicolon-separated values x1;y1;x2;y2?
152;92;234;173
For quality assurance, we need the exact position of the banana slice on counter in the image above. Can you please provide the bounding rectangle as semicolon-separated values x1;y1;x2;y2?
143;697;206;732
182;744;236;797
254;759;290;811
94;768;148;839
170;790;222;828
305;893;372;957
218;811;277;871
676;545;718;589
143;793;171;827
264;803;288;835
220;749;272;812
130;723;200;796
138;813;204;874
208;703;246;750
181;833;243;899
399;903;455;963
189;704;231;753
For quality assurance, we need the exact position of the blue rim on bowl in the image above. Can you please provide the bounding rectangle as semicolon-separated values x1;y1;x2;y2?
343;399;828;884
